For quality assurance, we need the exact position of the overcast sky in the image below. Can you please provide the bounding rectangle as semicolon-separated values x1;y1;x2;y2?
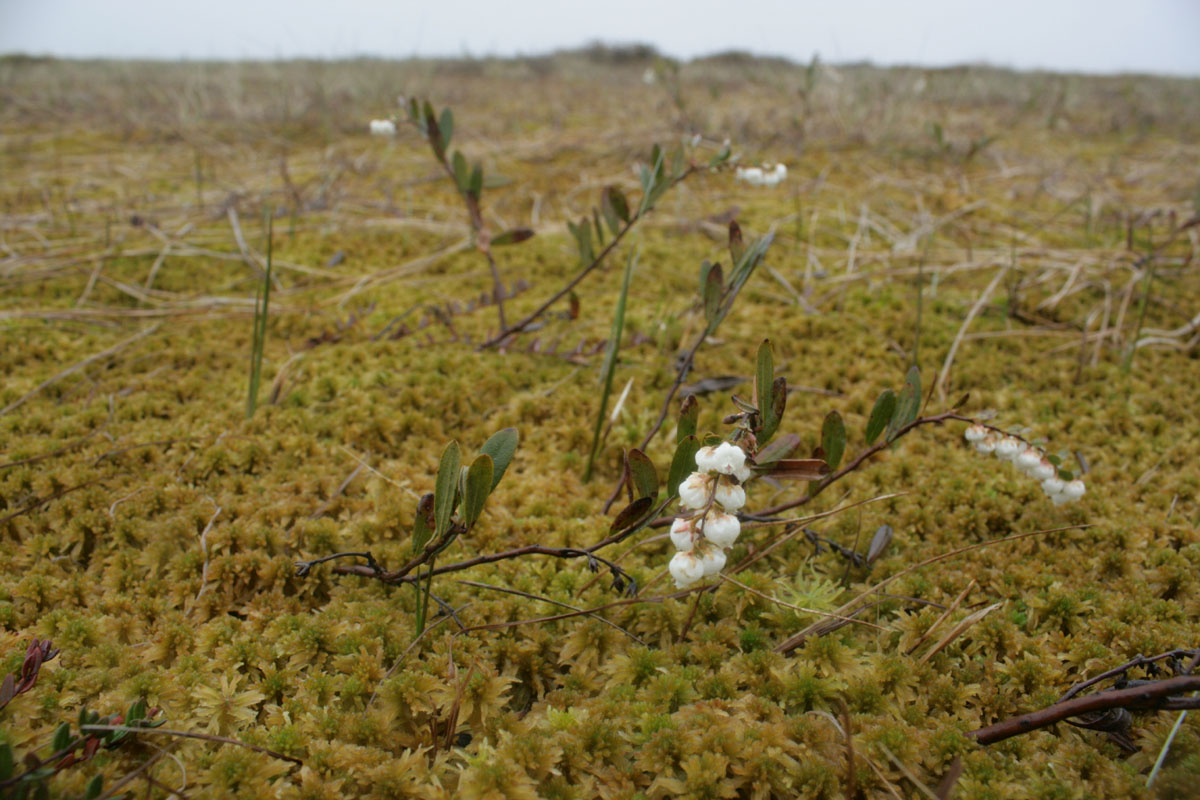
3;0;1198;76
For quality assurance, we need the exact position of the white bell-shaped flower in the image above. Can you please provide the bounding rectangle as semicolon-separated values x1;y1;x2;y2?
669;551;705;588
1042;476;1065;496
697;543;727;577
670;517;695;552
1062;479;1086;500
1016;448;1042;473
698;510;740;549
713;480;746;513
678;472;712;510
975;435;997;454
994;437;1021;461
964;424;988;442
1031;459;1057;481
369;119;397;137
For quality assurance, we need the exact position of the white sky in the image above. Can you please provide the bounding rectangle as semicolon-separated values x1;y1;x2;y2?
2;0;1199;76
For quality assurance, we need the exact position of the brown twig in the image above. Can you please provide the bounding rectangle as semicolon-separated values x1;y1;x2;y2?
79;724;303;766
969;676;1200;746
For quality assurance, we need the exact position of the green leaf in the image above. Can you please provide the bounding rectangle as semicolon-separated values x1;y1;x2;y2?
468;164;483;199
667;436;702;497
52;721;71;753
126;697;146;724
600;192;621;237
626;449;658;500
462;454;494;529
491;228;535;247
670;147;685;179
708;139;731;167
610;496;655;533
479;428;519;491
434;441;461;537
728;220;746;267
865;389;897;445
821;410;847;471
703;261;724;326
755;340;776;441
452;150;469;193
592;208;606;247
438;108;454;149
767;377;787;443
605;185;631;223
677;395;698;443
905;365;922;416
84;775;104;800
411;493;435;555
886;385;917;443
0;742;13;781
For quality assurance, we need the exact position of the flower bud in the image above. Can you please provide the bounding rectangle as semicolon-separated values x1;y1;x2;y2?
669;551;705;588
698;510;740;549
669;518;695;552
678;472;712;510
713;480;746;513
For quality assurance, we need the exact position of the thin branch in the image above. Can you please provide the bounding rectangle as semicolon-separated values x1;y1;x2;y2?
80;724;303;766
969;676;1200;746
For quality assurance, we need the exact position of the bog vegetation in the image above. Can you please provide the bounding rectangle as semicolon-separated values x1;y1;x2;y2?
1;48;1199;798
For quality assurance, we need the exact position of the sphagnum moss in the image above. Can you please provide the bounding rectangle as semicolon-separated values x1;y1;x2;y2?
1;54;1198;799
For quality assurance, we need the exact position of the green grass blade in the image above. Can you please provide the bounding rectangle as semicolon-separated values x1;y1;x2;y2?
584;248;637;482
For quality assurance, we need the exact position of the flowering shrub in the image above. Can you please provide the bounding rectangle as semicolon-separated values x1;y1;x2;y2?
668;443;750;587
964;424;1086;505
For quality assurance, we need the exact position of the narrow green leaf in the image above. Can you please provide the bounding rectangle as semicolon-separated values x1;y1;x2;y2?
766;376;787;443
728;220;746;266
479;428;519;491
126;697;146;723
84;775;104;800
434;441;461;537
0;742;13;781
600;191;621;237
905;365;922;418
626;449;658;499
592;208;606;247
677;395;698;443
667;436;702;496
606;185;631;223
468;164;483;199
755;339;775;440
411;493;435;555
821;410;847;471
703;261;724;326
438;108;454;149
670;147;685;179
452;150;469;193
462;454;494;529
886;385;917;443
584;249;636;481
407;97;420;124
865;389;896;445
491;228;535;247
52;722;71;752
610;496;655;532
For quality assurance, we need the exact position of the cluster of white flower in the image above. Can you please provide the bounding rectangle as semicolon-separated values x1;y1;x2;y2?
735;163;787;187
964;424;1085;505
369;119;397;137
668;443;752;588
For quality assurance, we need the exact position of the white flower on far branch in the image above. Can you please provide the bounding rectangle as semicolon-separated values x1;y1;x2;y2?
964;424;1086;505
369;119;397;137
